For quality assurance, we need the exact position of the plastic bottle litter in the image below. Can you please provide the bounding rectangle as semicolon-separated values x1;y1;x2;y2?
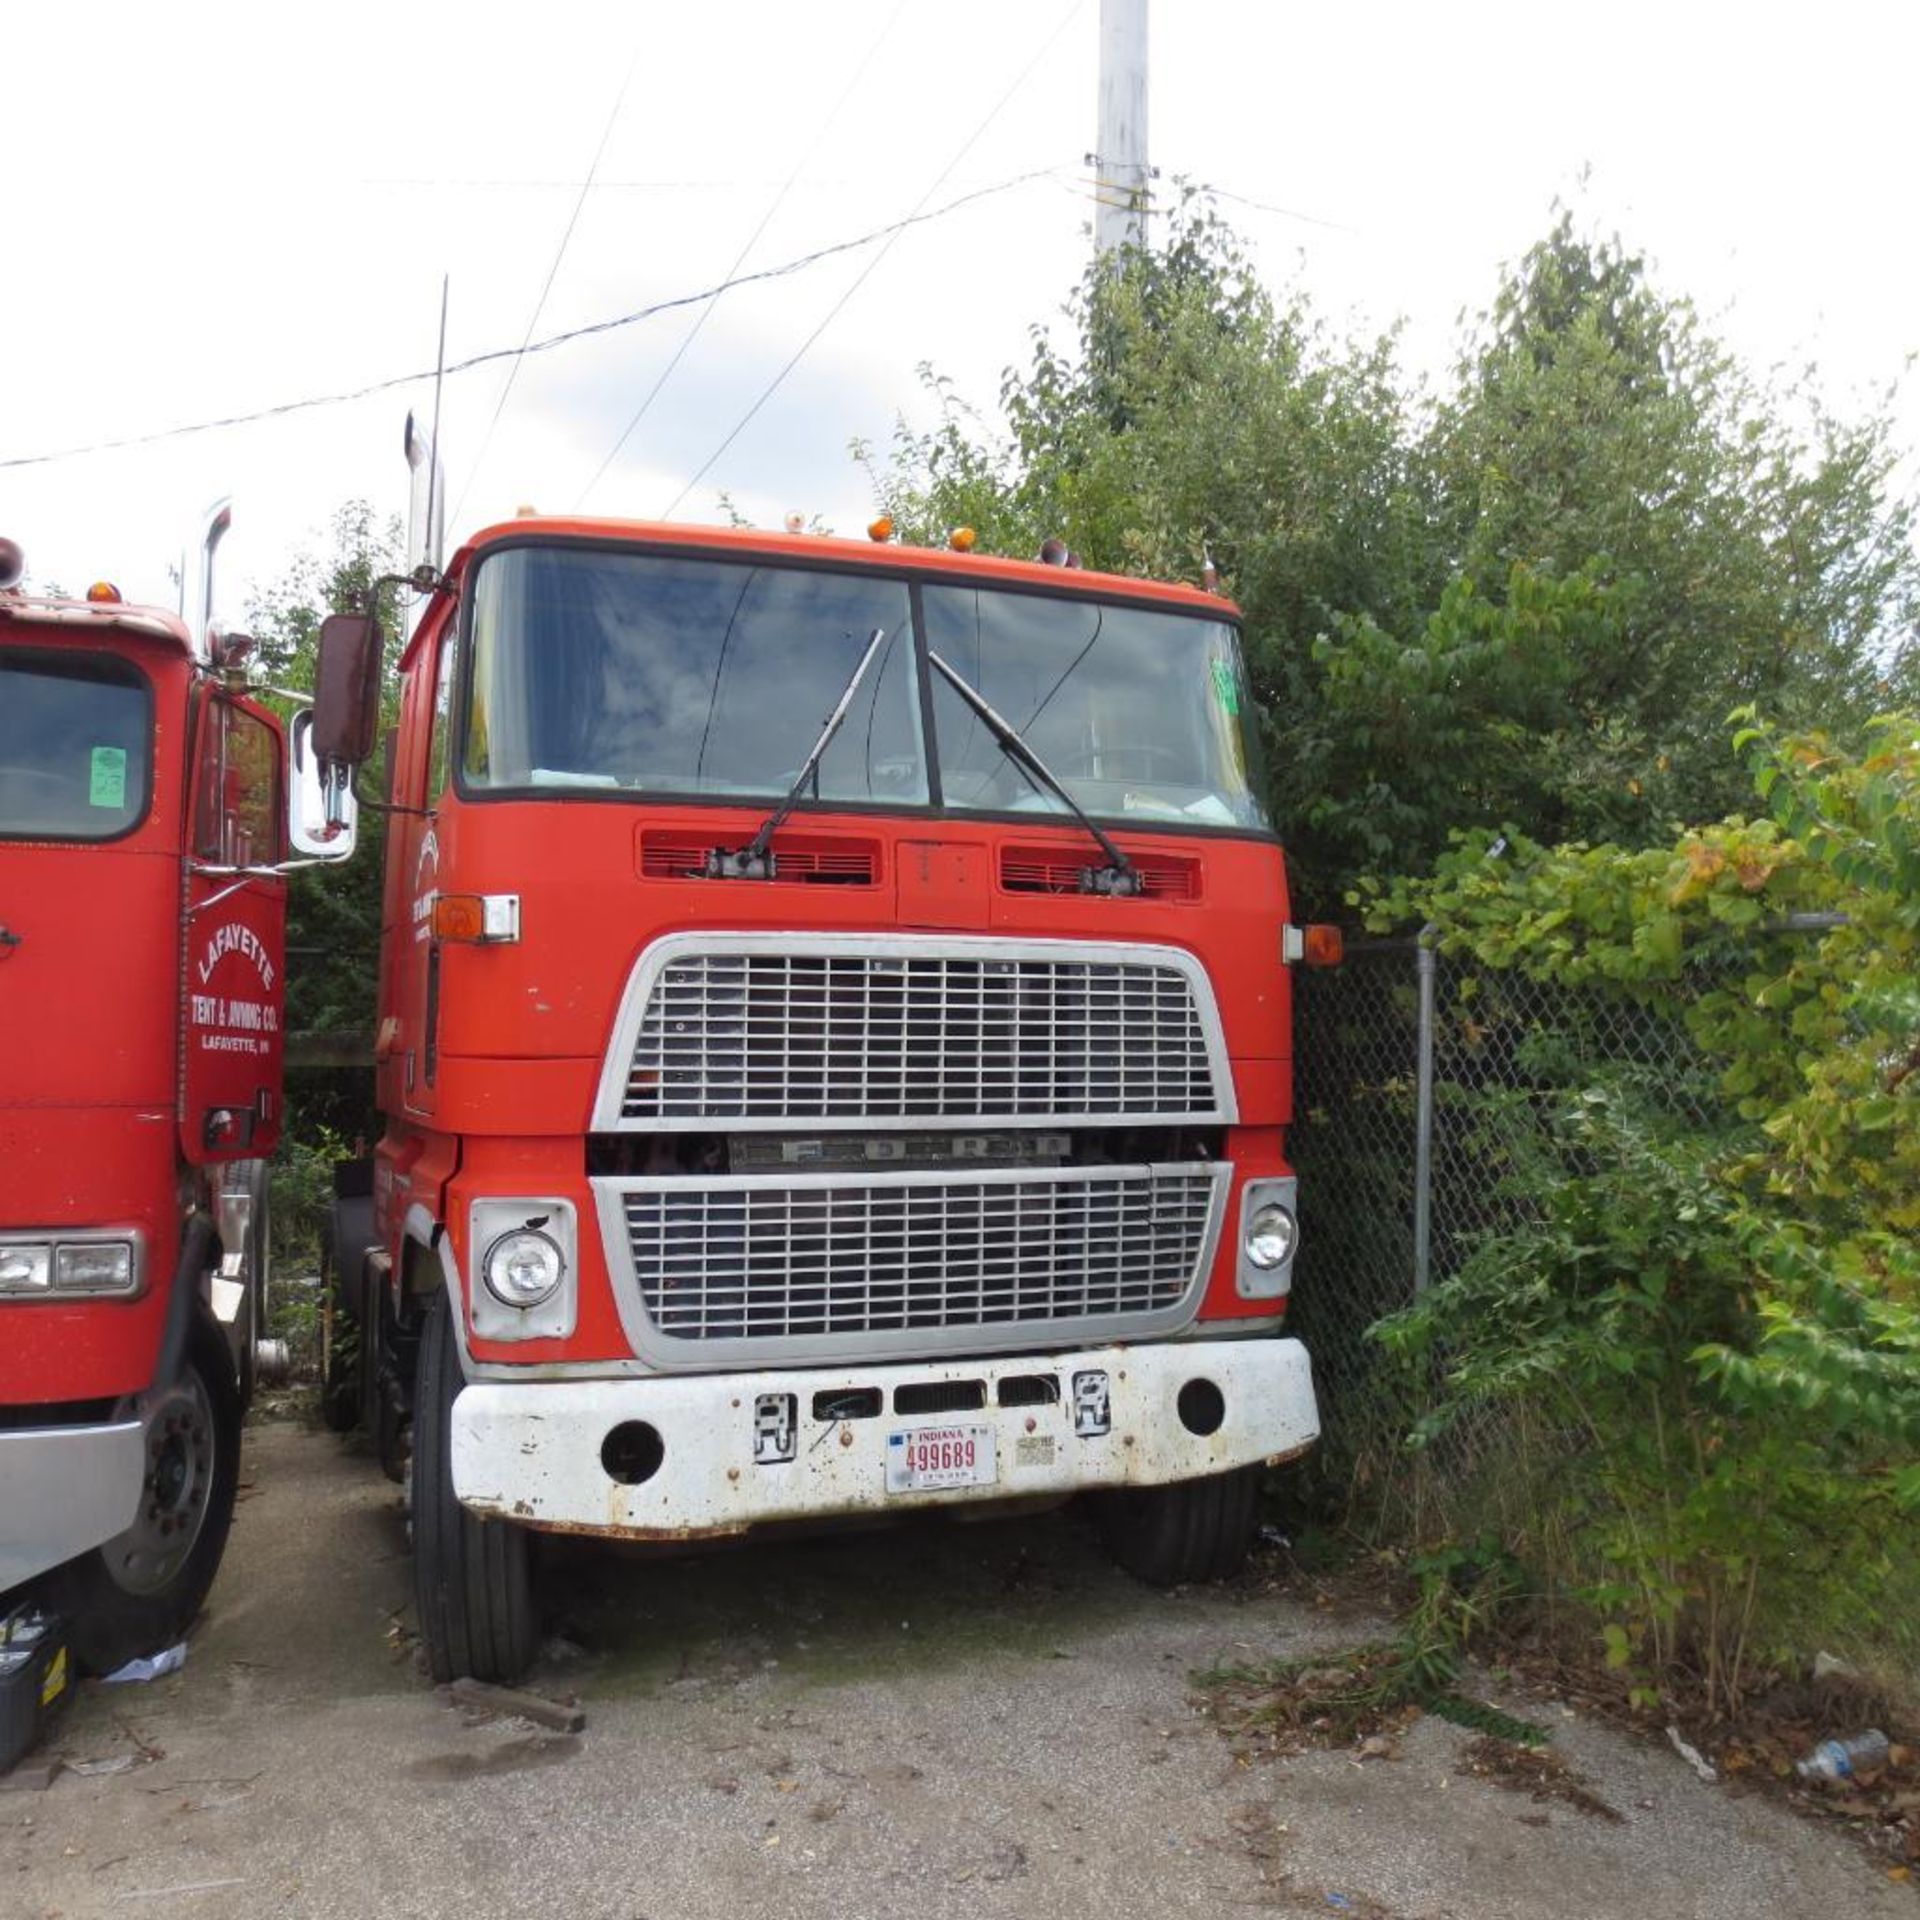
1795;1729;1890;1784
101;1642;188;1686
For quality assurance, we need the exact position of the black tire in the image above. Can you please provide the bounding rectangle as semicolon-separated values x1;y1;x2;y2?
1097;1466;1260;1587
318;1293;360;1434
412;1292;538;1684
47;1311;243;1675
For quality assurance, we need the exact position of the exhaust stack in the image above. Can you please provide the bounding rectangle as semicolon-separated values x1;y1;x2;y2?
404;412;445;581
187;498;232;654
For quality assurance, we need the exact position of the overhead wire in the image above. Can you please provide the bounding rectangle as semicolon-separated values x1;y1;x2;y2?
577;0;911;510
449;47;642;529
659;0;1088;521
0;168;1063;475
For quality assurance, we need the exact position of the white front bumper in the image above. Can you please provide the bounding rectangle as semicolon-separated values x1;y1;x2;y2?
451;1336;1318;1539
0;1418;145;1590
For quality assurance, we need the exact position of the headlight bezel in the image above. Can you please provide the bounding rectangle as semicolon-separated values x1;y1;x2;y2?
0;1231;143;1300
468;1198;578;1342
1235;1178;1300;1300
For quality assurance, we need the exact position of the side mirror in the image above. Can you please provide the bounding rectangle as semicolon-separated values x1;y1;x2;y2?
288;709;358;860
312;611;385;766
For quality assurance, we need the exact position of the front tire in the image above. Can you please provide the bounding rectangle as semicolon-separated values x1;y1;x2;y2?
48;1311;242;1674
412;1292;538;1683
1097;1466;1260;1587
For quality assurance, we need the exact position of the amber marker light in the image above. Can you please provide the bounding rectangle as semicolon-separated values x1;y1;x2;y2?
431;892;521;944
1282;923;1345;968
948;527;978;552
867;515;894;543
85;581;123;603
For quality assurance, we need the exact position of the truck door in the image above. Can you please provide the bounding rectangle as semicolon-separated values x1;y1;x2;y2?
180;692;287;1164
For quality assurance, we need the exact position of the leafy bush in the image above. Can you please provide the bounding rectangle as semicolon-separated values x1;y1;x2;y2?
1362;716;1920;1711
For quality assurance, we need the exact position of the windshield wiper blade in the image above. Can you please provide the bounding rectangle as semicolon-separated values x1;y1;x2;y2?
927;650;1142;897
705;626;889;880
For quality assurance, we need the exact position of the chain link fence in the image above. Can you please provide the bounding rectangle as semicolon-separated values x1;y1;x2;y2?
1285;932;1738;1516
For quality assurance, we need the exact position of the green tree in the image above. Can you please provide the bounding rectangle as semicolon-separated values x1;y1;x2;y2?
246;501;405;1154
869;199;1920;910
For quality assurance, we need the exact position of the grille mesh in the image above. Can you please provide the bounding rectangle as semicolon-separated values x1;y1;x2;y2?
620;949;1220;1124
620;1167;1221;1346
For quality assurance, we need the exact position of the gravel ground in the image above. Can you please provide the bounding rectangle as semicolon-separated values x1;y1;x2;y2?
2;1417;1907;1919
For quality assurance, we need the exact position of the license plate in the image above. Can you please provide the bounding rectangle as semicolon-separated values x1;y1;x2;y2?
886;1423;998;1493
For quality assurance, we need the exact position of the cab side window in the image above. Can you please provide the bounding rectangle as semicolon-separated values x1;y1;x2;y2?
425;632;456;806
195;699;283;868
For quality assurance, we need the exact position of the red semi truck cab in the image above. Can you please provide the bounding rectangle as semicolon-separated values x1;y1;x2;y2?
322;517;1321;1683
0;529;287;1672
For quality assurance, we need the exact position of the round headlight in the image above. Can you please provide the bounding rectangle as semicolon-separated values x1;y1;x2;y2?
1244;1203;1298;1271
483;1229;564;1309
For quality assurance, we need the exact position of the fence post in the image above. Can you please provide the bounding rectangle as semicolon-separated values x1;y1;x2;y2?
1412;924;1436;1296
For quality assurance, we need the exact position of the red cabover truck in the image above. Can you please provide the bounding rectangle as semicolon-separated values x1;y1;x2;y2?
313;513;1332;1685
0;513;298;1674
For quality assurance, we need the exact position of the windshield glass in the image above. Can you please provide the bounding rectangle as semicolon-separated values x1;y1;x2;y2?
925;586;1270;829
464;547;926;804
0;653;152;841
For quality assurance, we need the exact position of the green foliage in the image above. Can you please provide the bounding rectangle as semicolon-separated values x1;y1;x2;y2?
248;502;404;1274
869;195;1919;909
1366;718;1920;1709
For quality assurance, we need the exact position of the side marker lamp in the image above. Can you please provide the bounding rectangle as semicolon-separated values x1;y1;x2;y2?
1282;923;1344;968
430;893;520;943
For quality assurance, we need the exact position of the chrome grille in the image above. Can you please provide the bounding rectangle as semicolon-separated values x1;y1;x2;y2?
607;1164;1225;1358
610;939;1226;1128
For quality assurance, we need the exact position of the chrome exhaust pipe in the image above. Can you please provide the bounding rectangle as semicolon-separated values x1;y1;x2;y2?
188;498;232;652
404;411;445;580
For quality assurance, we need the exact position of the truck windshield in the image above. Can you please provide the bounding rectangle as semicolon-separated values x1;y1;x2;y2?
0;654;151;841
460;544;1270;832
925;586;1270;830
464;548;927;804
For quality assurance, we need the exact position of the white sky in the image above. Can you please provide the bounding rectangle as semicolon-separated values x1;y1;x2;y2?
4;1;1915;624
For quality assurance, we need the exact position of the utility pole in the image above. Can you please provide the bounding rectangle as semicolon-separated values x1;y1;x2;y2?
1093;0;1150;258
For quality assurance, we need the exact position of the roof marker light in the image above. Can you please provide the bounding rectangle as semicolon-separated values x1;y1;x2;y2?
948;527;978;552
86;581;123;604
867;515;894;543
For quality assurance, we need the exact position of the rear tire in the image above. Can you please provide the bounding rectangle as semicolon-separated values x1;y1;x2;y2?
412;1292;538;1684
1097;1466;1260;1587
47;1311;242;1675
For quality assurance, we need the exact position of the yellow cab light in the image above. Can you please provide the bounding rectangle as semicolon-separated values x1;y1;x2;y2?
431;892;521;944
86;581;123;604
948;527;978;552
867;515;894;543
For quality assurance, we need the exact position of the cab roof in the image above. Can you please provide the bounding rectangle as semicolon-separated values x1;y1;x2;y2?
0;590;195;655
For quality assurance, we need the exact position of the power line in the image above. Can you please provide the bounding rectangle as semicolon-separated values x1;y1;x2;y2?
0;168;1062;475
661;0;1088;520
578;1;910;510
450;48;642;529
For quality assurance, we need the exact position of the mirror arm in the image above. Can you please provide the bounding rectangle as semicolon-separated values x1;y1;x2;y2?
349;765;429;819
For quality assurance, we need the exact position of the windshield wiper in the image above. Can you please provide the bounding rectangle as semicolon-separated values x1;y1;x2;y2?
927;650;1142;897
705;626;889;880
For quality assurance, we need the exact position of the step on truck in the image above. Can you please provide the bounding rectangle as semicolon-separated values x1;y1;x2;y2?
314;511;1331;1684
0;511;308;1674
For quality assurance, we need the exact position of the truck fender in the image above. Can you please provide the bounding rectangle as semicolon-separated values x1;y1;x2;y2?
403;1204;473;1380
152;1215;221;1395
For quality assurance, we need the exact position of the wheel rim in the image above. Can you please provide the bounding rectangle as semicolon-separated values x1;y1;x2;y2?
105;1370;218;1595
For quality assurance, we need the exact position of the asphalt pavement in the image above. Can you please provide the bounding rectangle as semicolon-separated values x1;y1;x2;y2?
2;1414;1906;1919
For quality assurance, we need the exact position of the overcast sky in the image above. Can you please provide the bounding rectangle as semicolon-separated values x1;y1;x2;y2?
4;1;1914;625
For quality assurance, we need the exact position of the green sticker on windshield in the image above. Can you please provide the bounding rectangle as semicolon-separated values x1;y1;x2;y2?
88;745;127;810
1209;658;1240;716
